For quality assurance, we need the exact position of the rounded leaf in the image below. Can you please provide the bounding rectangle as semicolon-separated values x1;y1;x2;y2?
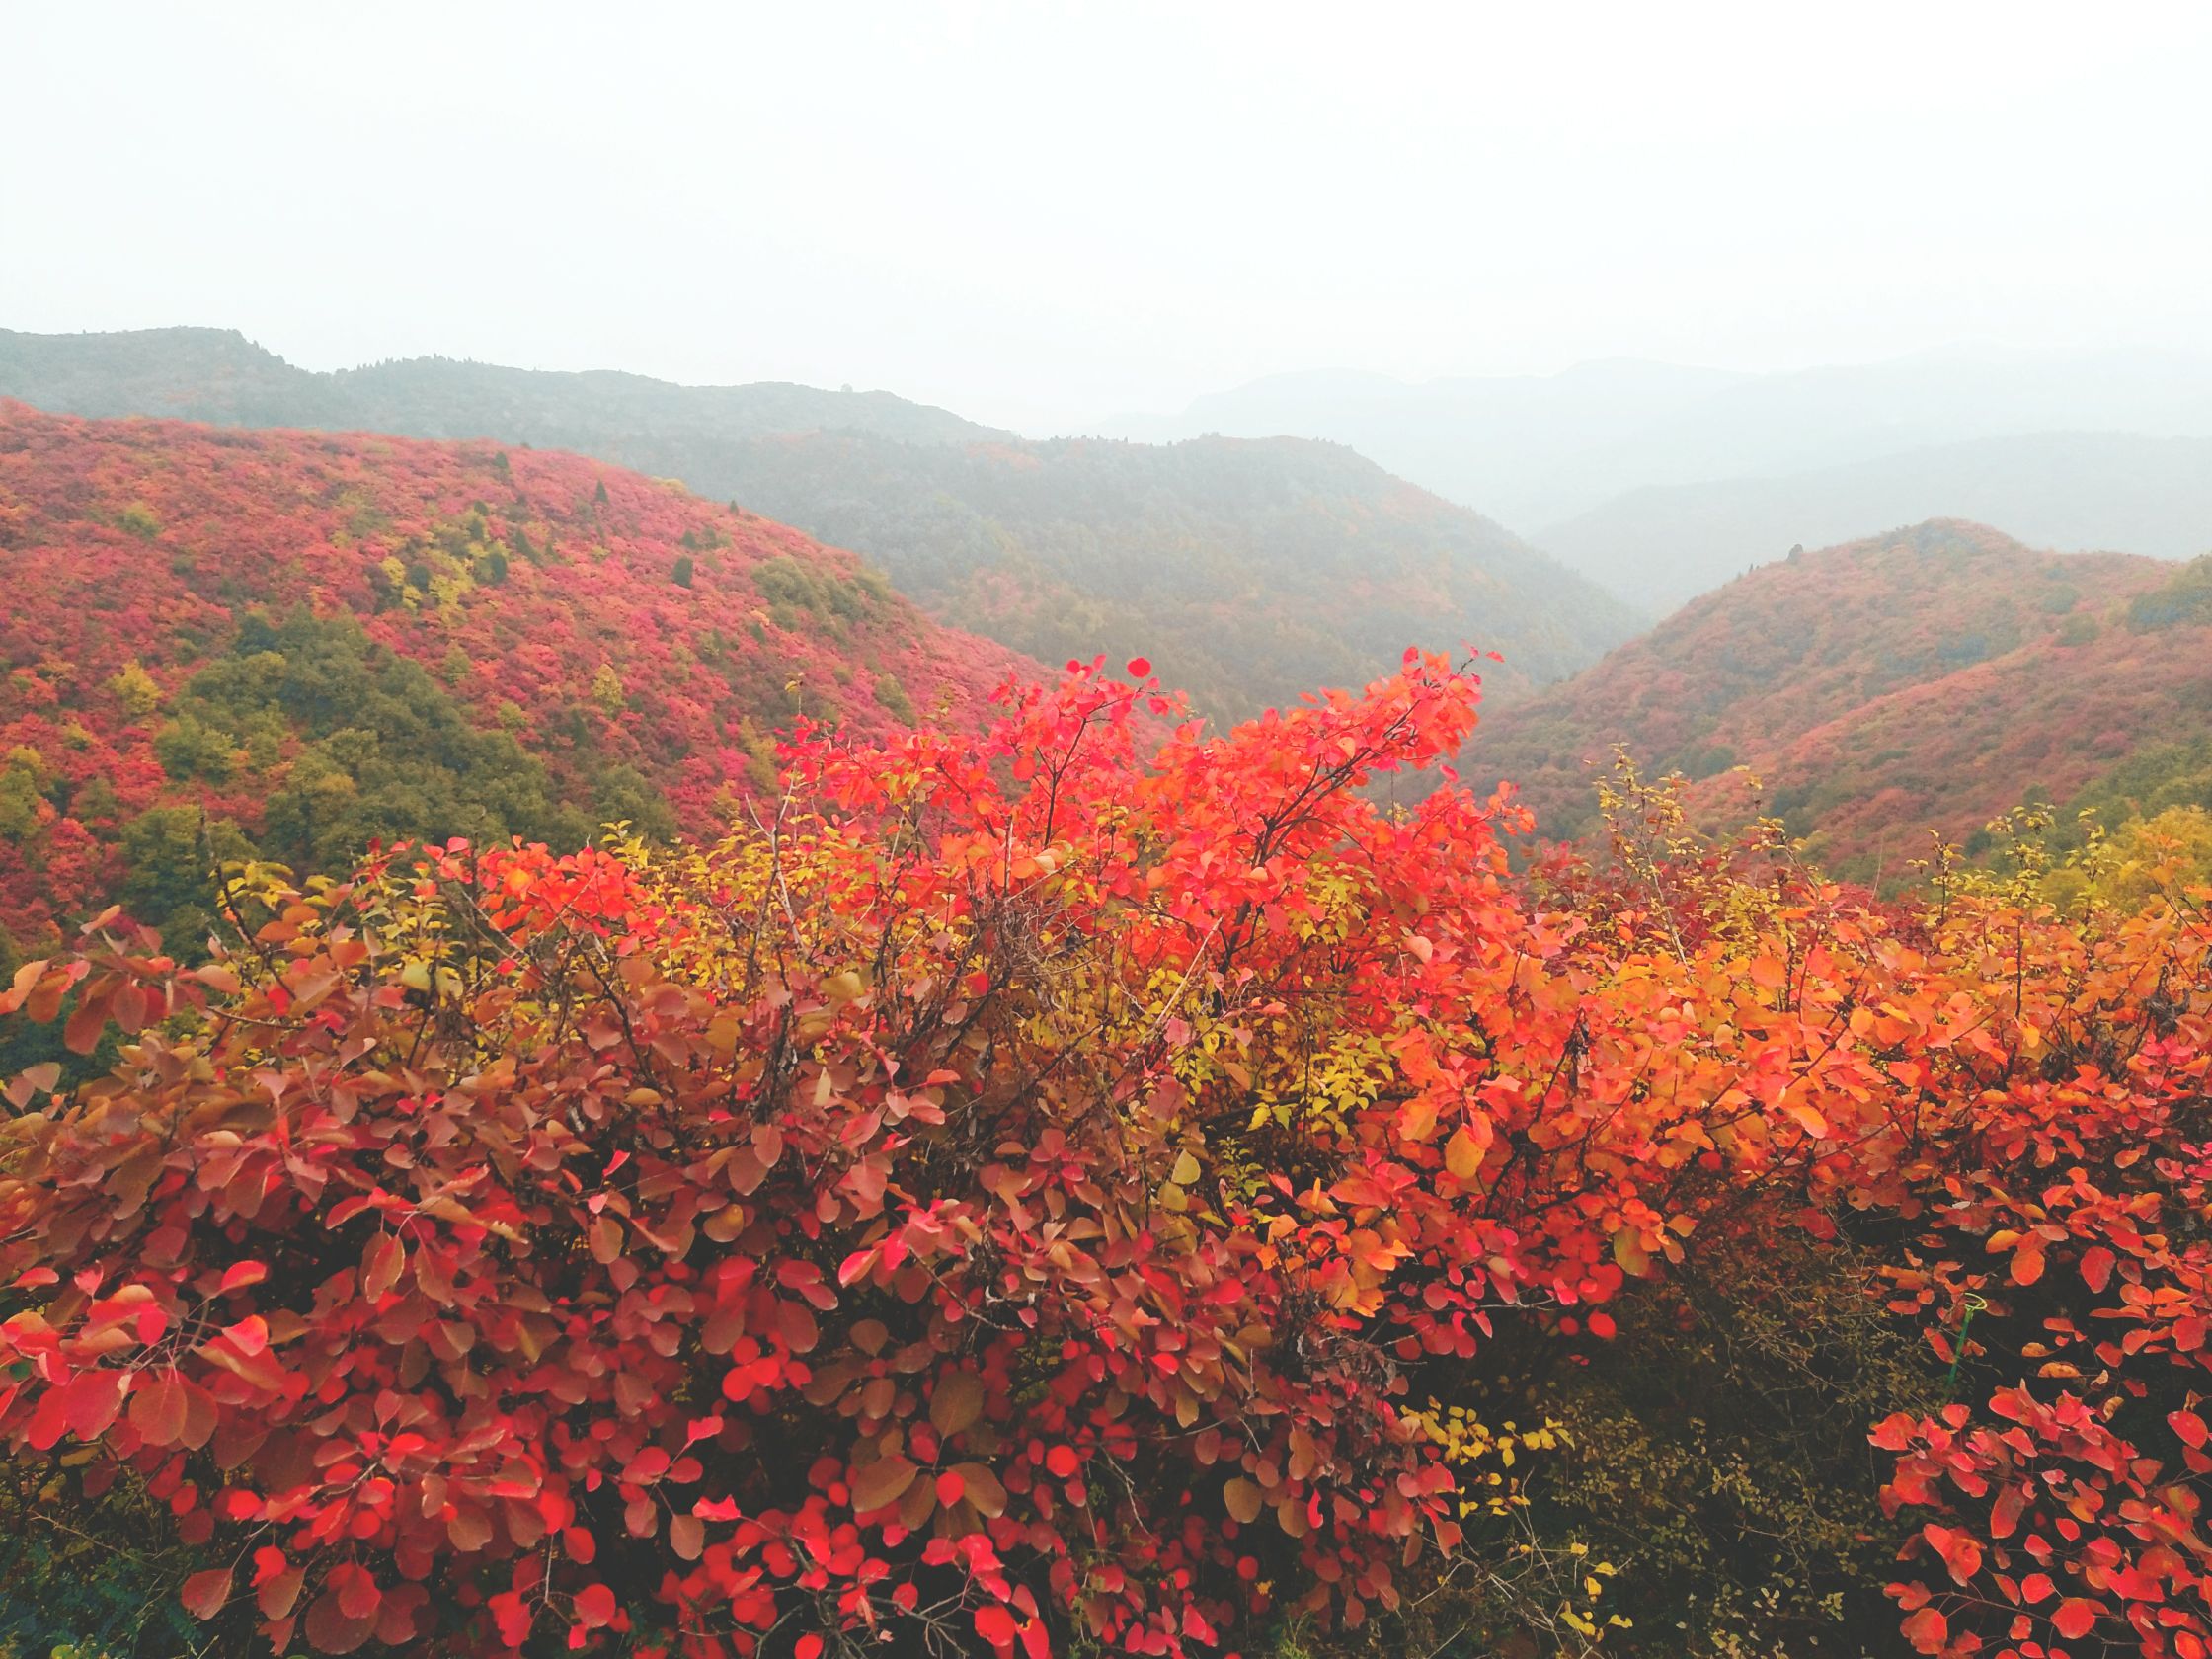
850;1453;919;1513
2052;1599;2098;1640
574;1584;616;1629
930;1371;986;1437
181;1567;232;1620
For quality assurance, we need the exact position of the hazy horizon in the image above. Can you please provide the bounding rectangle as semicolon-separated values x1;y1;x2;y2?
8;2;2212;434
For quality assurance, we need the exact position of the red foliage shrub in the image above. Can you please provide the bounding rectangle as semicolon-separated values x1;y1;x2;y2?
0;655;2208;1656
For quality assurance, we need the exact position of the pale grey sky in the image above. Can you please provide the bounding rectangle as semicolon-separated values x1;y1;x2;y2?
6;2;2211;433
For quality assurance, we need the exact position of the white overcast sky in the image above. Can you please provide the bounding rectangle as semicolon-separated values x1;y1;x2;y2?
5;2;2211;433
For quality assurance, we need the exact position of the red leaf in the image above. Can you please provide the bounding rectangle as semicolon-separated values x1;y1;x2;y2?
126;1369;188;1446
574;1583;616;1629
181;1567;232;1620
975;1603;1018;1653
2079;1245;2114;1293
226;1265;272;1309
335;1565;381;1620
670;1514;704;1560
2052;1599;2098;1639
1901;1606;1947;1653
259;1566;305;1622
304;1587;377;1654
1924;1522;1983;1586
60;1369;126;1441
361;1232;405;1300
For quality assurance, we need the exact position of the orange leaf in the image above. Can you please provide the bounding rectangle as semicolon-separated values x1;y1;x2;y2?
1224;1477;1264;1523
1783;1100;1829;1138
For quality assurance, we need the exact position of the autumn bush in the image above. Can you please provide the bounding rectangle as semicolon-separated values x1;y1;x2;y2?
0;656;2209;1657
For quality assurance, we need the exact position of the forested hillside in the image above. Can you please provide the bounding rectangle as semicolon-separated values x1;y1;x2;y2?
0;401;1025;946
690;431;1635;718
1461;519;2212;878
0;329;1642;718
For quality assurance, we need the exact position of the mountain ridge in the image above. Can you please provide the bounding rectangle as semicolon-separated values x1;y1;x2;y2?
1531;429;2212;611
1459;518;2211;878
0;326;1643;722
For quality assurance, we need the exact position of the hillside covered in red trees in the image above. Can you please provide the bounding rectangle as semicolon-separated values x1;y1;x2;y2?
1461;519;2212;877
0;402;1028;947
0;329;1643;723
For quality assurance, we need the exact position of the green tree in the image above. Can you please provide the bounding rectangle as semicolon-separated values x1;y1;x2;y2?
118;805;257;946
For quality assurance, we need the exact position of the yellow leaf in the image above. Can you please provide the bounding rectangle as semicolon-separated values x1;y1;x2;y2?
1612;1229;1651;1277
1445;1128;1484;1181
1170;1150;1201;1186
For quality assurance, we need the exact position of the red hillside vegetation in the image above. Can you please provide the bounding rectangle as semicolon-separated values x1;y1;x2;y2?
1462;519;2212;877
0;402;1030;944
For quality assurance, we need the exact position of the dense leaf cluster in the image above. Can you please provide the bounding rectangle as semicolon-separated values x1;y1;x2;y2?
0;659;2208;1658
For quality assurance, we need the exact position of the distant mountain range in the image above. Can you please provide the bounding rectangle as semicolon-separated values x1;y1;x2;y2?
1107;346;2212;609
0;325;999;446
0;328;1639;720
1538;430;2212;613
1460;519;2212;881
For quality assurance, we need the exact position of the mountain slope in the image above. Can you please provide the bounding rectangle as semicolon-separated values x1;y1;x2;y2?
0;328;1643;719
1461;520;2211;877
684;431;1639;720
1534;431;2212;613
0;401;1025;944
